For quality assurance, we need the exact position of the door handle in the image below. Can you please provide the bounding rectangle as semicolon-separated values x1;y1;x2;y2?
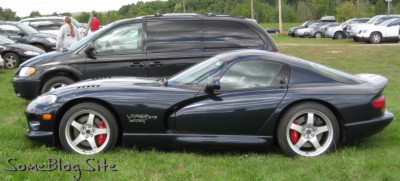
148;61;163;67
130;62;145;68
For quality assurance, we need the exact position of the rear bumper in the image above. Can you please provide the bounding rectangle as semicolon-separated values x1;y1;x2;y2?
343;111;393;142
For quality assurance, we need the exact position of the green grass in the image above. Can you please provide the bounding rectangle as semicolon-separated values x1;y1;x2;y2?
1;38;400;180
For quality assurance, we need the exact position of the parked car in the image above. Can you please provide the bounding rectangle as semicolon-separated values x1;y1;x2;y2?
304;23;339;38
295;22;331;37
0;35;45;68
0;56;3;69
13;13;278;100
288;16;336;37
325;18;370;39
0;21;57;52
357;18;400;43
20;16;85;37
24;49;393;156
266;27;280;34
347;15;400;41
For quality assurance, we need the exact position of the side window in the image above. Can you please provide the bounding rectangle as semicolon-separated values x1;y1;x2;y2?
30;19;63;31
147;20;203;53
220;60;284;91
204;20;264;49
0;25;22;36
93;23;143;55
388;19;400;27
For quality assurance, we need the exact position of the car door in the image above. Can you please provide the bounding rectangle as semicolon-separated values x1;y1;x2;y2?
84;22;147;78
384;19;400;39
146;19;204;77
174;59;290;135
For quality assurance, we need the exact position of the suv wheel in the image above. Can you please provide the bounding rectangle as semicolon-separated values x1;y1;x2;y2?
315;32;322;38
370;32;382;44
41;76;75;94
334;32;343;40
3;52;20;69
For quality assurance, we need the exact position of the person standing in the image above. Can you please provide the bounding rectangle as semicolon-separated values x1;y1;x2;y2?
90;12;101;32
56;16;81;51
341;18;348;39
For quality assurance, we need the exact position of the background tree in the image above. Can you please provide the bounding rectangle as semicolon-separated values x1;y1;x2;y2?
29;11;41;17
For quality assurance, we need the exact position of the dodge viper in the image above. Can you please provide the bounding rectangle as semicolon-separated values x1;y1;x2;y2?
25;49;393;156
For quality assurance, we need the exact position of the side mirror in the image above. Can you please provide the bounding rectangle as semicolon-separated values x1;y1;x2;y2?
84;43;96;59
18;32;26;37
204;79;220;94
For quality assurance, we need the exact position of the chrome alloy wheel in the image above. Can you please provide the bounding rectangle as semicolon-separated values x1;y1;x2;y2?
4;55;17;68
286;109;333;157
371;33;381;43
65;110;110;155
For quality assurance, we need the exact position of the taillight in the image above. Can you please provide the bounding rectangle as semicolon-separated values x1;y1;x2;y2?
272;50;280;53
372;96;385;108
372;96;385;113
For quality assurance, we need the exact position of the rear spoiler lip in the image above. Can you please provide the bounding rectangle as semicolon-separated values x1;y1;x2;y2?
356;74;388;92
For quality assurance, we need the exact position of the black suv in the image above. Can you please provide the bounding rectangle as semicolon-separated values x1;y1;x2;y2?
0;21;57;52
13;13;279;100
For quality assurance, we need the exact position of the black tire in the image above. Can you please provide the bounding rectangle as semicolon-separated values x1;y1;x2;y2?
41;76;75;94
276;102;339;157
3;52;20;69
369;32;382;44
59;102;119;154
334;32;344;40
33;44;46;52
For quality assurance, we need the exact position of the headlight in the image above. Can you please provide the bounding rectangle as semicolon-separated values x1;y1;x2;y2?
24;51;41;56
33;94;57;105
18;67;36;77
46;38;57;44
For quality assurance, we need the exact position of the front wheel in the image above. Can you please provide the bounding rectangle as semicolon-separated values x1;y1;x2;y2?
334;32;344;40
3;52;20;69
41;76;75;94
59;103;119;154
276;102;339;157
315;32;322;38
370;32;382;44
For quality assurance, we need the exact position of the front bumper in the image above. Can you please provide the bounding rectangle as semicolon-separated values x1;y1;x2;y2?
26;130;55;145
13;77;41;100
343;111;394;142
356;33;370;41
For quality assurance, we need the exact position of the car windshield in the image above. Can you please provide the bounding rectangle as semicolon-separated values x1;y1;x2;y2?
17;23;39;34
366;16;381;24
301;21;309;27
0;35;15;45
68;22;115;51
168;57;225;86
379;18;399;26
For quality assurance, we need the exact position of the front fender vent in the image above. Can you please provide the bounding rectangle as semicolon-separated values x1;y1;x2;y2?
91;77;111;80
77;85;101;89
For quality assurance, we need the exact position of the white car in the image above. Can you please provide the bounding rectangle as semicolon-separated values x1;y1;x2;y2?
356;18;400;43
0;56;3;69
347;15;400;41
20;16;85;37
325;18;370;39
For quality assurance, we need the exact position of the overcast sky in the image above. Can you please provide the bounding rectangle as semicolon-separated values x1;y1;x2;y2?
2;0;161;17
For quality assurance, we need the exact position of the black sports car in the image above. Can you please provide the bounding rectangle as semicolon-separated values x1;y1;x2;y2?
0;35;45;68
25;49;393;156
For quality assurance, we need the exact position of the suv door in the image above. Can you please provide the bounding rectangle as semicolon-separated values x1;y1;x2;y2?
84;22;147;78
146;19;204;77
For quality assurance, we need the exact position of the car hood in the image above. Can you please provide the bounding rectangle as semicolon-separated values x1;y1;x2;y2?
19;51;68;67
5;43;45;53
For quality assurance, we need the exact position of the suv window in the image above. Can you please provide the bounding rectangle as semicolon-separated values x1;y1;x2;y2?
147;20;203;53
0;24;22;36
93;23;143;55
29;19;64;31
220;60;283;91
204;20;264;49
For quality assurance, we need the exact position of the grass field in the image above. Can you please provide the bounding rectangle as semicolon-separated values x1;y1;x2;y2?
0;36;400;180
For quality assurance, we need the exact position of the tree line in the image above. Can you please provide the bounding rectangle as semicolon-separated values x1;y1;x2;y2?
1;0;400;24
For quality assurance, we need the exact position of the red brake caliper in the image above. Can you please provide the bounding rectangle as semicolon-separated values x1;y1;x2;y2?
96;121;106;146
290;119;299;144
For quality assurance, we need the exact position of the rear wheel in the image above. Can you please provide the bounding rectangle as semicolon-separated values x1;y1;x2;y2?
370;32;382;44
3;52;20;69
41;76;75;94
277;102;339;157
59;103;119;154
334;32;344;40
